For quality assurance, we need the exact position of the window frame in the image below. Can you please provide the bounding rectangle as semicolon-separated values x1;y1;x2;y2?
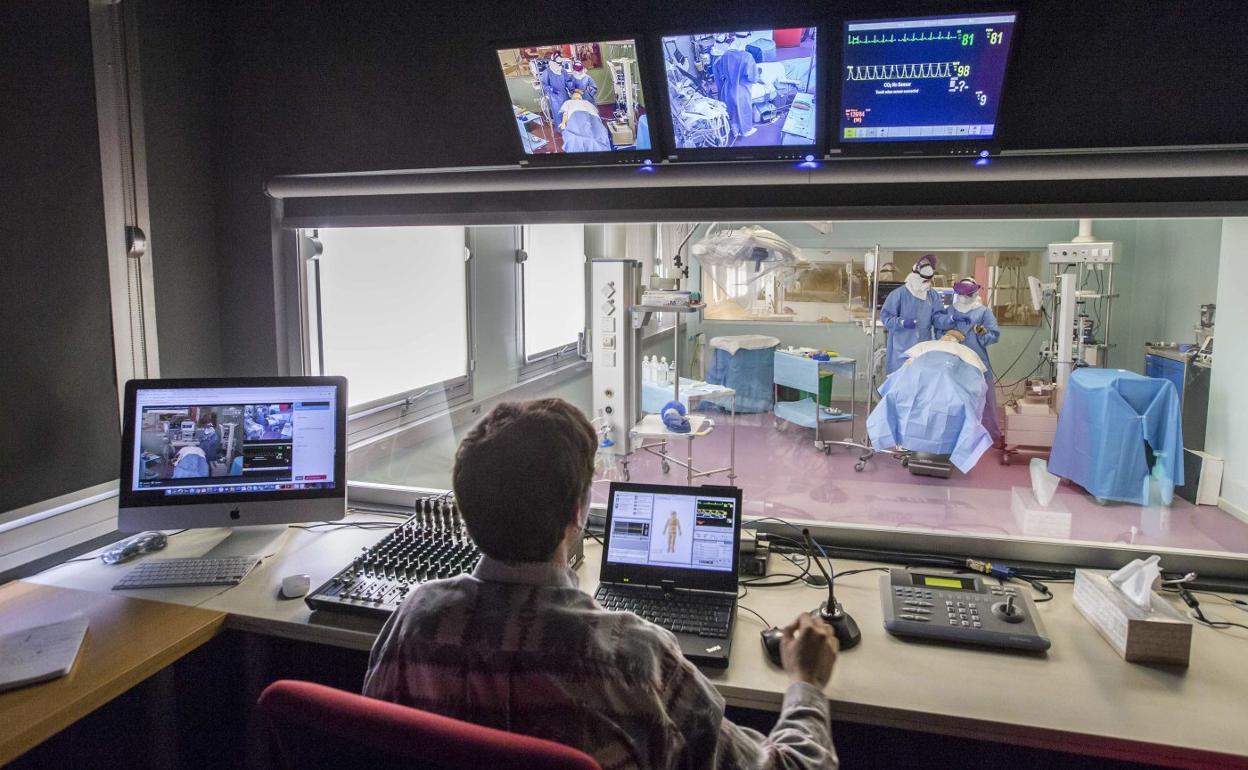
515;225;589;380
296;226;475;444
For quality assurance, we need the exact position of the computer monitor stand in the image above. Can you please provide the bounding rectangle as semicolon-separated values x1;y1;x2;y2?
200;524;290;559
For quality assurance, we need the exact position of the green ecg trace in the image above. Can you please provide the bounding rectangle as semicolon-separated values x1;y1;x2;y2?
847;29;959;46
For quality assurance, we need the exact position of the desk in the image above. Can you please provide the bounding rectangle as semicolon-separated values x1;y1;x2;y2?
26;514;1248;768
0;582;225;765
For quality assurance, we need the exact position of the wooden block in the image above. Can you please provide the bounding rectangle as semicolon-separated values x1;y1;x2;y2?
1072;570;1192;666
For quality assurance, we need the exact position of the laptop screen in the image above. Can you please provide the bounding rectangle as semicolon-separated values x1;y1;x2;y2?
601;483;741;590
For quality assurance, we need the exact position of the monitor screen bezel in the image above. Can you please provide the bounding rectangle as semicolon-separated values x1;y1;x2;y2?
600;482;742;592
653;23;828;163
834;9;1022;157
119;376;348;510
492;34;660;167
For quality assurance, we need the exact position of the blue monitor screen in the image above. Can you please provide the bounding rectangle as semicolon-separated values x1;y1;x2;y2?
496;39;651;156
839;13;1017;143
661;28;819;152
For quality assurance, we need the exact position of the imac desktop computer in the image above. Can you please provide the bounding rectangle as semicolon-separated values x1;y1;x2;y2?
119;377;347;534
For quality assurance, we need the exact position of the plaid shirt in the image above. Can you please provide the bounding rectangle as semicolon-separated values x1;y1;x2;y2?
363;556;838;770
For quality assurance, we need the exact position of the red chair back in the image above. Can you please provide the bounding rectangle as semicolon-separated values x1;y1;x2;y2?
257;680;602;770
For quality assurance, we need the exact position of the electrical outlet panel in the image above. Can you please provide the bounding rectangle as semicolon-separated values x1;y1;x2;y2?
1047;241;1117;264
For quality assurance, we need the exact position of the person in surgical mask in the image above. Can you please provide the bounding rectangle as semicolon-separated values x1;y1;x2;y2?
880;254;952;374
948;277;1002;443
567;61;598;103
540;55;571;126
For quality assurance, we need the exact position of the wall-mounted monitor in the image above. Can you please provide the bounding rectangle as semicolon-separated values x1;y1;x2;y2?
838;12;1018;155
495;38;654;165
658;27;822;161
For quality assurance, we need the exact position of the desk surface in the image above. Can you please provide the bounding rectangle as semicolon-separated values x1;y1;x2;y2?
0;582;225;765
27;513;1248;769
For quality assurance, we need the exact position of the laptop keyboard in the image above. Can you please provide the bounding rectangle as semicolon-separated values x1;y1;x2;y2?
595;586;734;638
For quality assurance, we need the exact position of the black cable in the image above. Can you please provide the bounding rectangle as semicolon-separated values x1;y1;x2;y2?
833;567;889;580
994;307;1050;385
734;587;773;628
583;530;604;546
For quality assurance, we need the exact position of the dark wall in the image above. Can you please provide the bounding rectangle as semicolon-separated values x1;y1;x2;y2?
139;0;225;377
177;0;1248;374
0;0;121;511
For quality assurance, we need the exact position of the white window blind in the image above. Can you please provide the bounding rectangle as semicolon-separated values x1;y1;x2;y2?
316;226;469;407
522;224;586;359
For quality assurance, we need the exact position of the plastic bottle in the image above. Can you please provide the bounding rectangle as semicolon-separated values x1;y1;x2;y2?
667;358;677;386
643;356;654;383
659;357;669;385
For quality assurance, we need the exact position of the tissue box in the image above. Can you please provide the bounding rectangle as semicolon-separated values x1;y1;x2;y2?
1072;570;1191;666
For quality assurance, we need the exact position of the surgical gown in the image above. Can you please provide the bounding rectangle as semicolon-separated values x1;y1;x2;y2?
949;303;1002;442
880;285;950;374
712;49;758;137
635;113;651;150
1048;369;1184;505
568;72;598;103
540;67;570;123
562;110;611;152
866;351;993;473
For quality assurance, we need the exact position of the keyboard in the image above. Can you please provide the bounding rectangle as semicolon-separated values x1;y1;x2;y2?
595;586;734;638
112;556;260;590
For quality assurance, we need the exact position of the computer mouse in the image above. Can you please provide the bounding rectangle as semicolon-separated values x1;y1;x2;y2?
760;627;784;667
100;531;168;565
280;574;312;599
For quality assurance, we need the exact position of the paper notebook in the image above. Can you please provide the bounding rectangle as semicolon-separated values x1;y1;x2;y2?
0;615;90;692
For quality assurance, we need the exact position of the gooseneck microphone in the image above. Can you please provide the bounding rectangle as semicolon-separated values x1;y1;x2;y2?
802;528;862;650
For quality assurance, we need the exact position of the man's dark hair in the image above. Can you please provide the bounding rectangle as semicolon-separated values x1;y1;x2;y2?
453;398;597;562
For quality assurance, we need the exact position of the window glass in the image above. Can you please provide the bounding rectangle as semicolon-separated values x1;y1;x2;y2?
316;226;468;407
522;224;585;358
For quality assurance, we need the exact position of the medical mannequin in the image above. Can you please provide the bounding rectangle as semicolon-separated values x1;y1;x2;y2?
880;254;953;374
663;511;682;553
948;277;1002;443
559;90;598;128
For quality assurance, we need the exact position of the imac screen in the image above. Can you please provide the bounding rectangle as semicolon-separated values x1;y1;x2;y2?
496;39;650;155
661;28;819;151
840;13;1017;143
129;384;338;496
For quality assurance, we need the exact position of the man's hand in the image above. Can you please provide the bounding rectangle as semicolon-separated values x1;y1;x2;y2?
974;324;987;335
780;613;839;688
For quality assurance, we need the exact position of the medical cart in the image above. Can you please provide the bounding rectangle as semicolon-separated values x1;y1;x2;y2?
626;302;736;485
772;350;858;454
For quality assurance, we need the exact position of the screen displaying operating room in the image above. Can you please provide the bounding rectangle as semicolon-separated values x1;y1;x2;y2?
661;28;818;151
130;385;338;496
496;39;650;155
840;13;1017;142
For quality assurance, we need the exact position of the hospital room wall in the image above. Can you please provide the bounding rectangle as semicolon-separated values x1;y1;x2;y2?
689;219;1221;395
1206;218;1248;518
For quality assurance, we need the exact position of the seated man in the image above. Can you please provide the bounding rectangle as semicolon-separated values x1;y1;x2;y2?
363;398;839;769
866;330;993;473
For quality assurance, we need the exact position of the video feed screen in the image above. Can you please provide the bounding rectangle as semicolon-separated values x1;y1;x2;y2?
661;28;818;151
130;385;337;496
496;39;650;155
840;13;1017;142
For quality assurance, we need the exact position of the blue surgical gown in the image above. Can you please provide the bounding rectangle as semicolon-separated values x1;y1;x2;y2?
562;110;611;152
540;67;570;123
712;49;757;136
568;72;598;103
635;113;651;150
880;285;951;374
866;351;993;473
1049;369;1184;505
949;303;1002;441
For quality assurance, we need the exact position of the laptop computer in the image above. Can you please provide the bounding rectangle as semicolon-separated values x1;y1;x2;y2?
594;482;743;669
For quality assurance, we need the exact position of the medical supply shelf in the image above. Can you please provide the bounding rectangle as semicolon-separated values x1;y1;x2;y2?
772;350;860;454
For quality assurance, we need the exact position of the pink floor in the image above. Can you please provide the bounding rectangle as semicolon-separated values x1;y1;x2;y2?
591;408;1248;556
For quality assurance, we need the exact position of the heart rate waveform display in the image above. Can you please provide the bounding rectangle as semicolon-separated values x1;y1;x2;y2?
840;13;1017;144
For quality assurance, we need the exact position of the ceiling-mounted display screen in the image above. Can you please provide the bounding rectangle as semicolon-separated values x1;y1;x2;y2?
839;13;1017;145
495;39;652;161
660;28;820;159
